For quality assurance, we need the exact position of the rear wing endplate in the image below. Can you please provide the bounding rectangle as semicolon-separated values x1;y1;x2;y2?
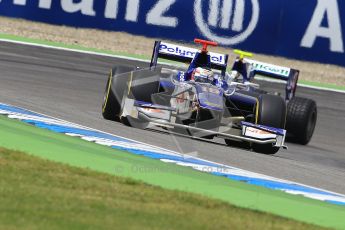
245;59;299;100
150;41;229;75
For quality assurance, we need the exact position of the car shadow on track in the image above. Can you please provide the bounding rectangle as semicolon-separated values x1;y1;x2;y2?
146;127;257;154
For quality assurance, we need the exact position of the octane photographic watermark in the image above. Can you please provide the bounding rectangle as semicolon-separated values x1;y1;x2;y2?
113;164;186;175
114;162;229;176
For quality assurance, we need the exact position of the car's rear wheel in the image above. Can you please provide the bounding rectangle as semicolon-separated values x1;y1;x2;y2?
252;94;286;155
286;97;317;145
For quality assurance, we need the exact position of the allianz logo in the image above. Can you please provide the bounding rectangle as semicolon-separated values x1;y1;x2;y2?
3;0;259;46
205;0;248;32
159;44;225;64
194;0;260;45
0;0;180;27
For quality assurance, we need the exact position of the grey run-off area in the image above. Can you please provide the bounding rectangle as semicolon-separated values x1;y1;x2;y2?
0;41;345;194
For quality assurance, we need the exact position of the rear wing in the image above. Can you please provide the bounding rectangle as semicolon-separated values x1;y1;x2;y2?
150;41;229;75
245;59;299;100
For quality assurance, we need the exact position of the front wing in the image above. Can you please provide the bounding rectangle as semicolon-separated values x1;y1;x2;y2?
121;97;287;149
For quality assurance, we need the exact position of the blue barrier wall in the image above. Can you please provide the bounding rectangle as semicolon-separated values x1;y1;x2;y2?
0;0;344;66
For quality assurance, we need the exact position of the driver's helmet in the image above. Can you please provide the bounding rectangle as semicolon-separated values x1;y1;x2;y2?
191;67;214;84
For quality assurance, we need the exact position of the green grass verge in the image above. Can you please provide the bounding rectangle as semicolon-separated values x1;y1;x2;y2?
0;33;150;62
0;32;344;92
0;115;345;229
0;147;325;230
298;79;345;91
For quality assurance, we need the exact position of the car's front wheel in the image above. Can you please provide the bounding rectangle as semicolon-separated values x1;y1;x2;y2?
252;94;286;155
102;66;134;121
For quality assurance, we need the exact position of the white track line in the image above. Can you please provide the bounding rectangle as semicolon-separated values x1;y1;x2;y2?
1;38;345;196
1;38;344;94
256;76;345;94
2;102;345;198
0;38;170;65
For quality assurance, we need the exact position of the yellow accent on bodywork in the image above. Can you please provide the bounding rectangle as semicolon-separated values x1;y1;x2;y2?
102;69;113;113
234;49;253;59
255;98;259;124
128;71;133;96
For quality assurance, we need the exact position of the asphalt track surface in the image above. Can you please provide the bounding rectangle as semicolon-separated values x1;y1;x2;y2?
1;41;345;194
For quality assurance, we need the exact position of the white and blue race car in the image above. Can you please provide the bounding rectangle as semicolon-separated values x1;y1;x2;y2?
102;39;317;154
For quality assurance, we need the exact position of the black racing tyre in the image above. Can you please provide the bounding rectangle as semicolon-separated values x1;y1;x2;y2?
103;66;161;128
102;66;134;121
121;70;160;128
252;94;286;155
286;97;317;145
225;139;251;149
